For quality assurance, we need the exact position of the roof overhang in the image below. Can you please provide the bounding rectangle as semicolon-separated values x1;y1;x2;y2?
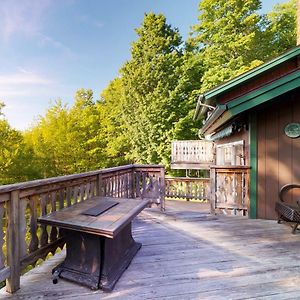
200;69;300;135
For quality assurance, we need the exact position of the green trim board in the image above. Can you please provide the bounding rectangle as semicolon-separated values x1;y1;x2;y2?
204;46;300;101
249;113;257;219
201;70;300;135
227;70;300;114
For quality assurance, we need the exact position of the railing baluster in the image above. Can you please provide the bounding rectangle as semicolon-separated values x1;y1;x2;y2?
40;194;49;247
19;198;28;259
66;187;71;207
28;196;39;253
0;202;6;270
59;189;65;209
50;192;58;243
73;186;79;204
80;184;85;202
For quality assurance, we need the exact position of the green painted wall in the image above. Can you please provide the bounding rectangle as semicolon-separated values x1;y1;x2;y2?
249;112;257;219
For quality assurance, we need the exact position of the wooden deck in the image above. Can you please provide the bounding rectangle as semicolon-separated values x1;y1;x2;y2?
2;200;300;299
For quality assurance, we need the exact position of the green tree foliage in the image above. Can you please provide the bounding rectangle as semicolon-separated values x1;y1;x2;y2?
260;0;296;59
68;89;106;171
0;102;40;184
189;0;264;92
121;13;202;165
25;90;106;177
99;78;131;166
189;0;297;92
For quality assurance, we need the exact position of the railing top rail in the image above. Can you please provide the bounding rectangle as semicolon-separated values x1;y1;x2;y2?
171;140;213;143
165;176;210;181
210;165;250;170
0;164;164;194
133;164;164;170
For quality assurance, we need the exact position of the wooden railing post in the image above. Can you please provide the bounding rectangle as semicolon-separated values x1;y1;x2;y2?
160;167;166;212
210;168;216;215
6;190;20;293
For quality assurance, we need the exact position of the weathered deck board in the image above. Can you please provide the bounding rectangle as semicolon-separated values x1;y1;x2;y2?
1;200;300;299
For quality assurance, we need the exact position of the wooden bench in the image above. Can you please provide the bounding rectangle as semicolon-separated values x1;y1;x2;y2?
38;196;150;291
275;184;300;234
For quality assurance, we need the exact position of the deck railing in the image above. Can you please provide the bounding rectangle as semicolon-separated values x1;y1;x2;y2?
210;166;250;216
171;140;215;169
165;177;210;201
0;164;165;293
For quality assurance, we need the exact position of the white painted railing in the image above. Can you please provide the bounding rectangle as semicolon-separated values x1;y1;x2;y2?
171;140;215;169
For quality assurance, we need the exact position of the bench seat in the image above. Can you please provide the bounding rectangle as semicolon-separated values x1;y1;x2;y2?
275;184;300;234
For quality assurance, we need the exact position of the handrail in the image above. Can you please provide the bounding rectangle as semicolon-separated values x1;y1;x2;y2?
0;164;163;194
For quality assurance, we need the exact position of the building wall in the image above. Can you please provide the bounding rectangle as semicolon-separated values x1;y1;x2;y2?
256;89;300;220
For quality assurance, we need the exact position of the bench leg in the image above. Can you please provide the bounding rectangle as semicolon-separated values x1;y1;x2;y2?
292;223;299;234
100;222;141;291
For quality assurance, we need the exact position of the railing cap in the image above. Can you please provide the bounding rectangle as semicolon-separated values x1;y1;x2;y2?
0;164;164;194
210;165;250;170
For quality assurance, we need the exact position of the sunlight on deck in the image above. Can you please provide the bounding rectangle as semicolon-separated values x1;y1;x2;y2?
2;200;300;299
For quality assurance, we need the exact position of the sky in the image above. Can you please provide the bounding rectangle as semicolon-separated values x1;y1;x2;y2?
0;0;288;130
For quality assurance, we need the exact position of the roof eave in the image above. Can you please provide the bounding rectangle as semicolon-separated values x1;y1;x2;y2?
200;69;300;136
204;46;300;101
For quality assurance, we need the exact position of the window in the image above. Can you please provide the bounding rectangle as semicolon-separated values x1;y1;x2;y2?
216;140;244;166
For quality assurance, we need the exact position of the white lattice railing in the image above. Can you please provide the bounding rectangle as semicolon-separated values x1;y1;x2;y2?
171;140;215;169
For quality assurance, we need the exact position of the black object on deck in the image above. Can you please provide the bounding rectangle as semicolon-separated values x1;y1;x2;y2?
276;184;300;234
82;200;119;216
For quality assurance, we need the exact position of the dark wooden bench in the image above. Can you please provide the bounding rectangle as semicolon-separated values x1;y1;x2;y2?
275;184;300;234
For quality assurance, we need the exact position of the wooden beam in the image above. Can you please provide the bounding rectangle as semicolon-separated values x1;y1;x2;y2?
6;191;20;293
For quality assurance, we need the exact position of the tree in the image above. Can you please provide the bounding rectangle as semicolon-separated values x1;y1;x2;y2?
189;0;264;92
68;89;107;171
0;102;40;184
121;13;201;166
24;100;71;177
98;78;131;166
260;0;296;59
25;89;110;178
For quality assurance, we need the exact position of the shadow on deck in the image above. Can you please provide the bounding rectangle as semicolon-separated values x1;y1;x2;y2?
2;200;300;300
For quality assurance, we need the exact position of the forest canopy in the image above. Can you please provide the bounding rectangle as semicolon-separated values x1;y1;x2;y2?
0;0;297;184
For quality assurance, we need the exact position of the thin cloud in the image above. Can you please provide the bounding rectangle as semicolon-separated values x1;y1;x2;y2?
0;70;53;99
0;0;51;40
79;15;104;29
0;71;52;86
0;1;75;58
37;33;76;58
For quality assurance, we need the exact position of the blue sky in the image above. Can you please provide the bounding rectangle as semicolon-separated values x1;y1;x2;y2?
0;0;287;130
